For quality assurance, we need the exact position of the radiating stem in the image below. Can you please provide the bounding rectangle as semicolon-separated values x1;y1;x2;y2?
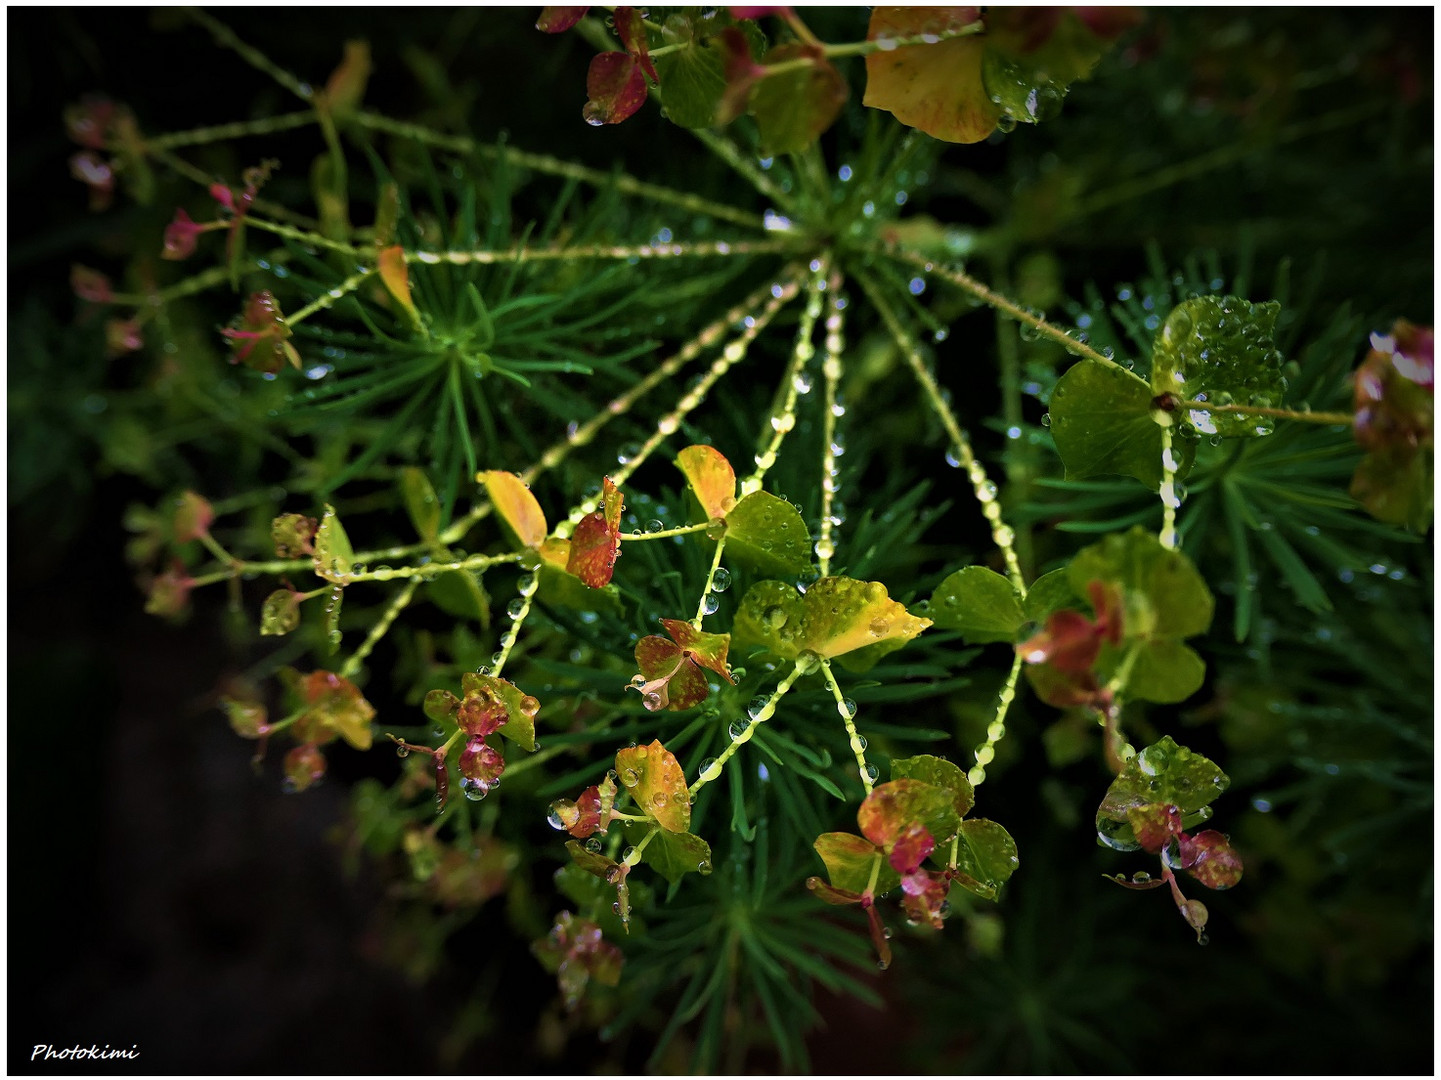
897;252;1126;372
355;112;767;229
144;110;318;151
406;239;795;267
489;571;540;678
340;579;419;679
740;260;826;496
688;661;805;798
286;267;375;326
817;270;847;577
185;8;315;103
969;652;1023;788
688;128;797;214
860;271;1027;594
819;658;874;795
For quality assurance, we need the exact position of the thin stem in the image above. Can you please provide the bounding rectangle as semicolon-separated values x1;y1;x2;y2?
185;8;315;103
620;522;713;542
1158;425;1181;550
340;579;419;679
991;261;1035;579
490;573;540;679
688;661;806;798
144;110;318;151
405;238;795;266
968;652;1024;788
691;537;729;629
325;550;522;585
286;266;375;326
244;216;362;255
622;825;660;867
859;271;1027;594
819;659;874;795
817;269;846;577
556;271;804;533
897;252;1126;372
109;265;232;309
739;259;826;496
823;19;984;58
1178;398;1353;427
687;128;797;214
354;111;767;230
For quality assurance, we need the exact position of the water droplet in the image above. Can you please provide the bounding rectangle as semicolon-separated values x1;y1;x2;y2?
585;837;603;853
697;859;713;875
864;763;880;782
762;605;788;631
507;598;525;619
710;567;732;593
729;719;752;741
839;698;858;720
582;102;606;126
396;744;410;759
547;805;567;830
621;767;640;787
702;592;721;615
645;519;664;534
699;757;721;782
1040;412;1052;427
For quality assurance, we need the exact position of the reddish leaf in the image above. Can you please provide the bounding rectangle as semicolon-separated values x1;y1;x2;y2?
749;43;848;156
222;698;269;740
1074;7;1146;39
162;208;204;261
614;7;657;82
71;264;113;304
64;95;120;149
297;670;376;750
144;561;193;617
614;739;689;832
584;52;648;126
221;290;301;374
730;5;787;17
567;477;623;586
864;899;893;970
1125;803;1182;854
858;779;962;852
887;821;935;875
715;28;769;125
104;318;143;358
537;6;589;32
900;867;950;929
1351;319;1434;530
458;736;505;798
631;619;735;711
69;151;115;211
283;744;327;793
457;688;507;737
550;773;620;838
532;911;624;1012
813;831;888;896
1181;830;1244;890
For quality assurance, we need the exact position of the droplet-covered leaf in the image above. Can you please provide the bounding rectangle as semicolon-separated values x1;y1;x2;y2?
891;754;974;819
297;670;375;751
928;566;1025;643
1050;359;1192;490
614;740;689;832
857;779;961;850
982;8;1132;128
260;589;301;636
537;6;589;33
1096;736;1229;852
272;513;317;558
623;822;713;884
676;444;736;522
313;505;354;580
459;671;540;751
732;577;932;668
481;470;547;550
813;832;894;897
1179;830;1244;890
750;44;847;156
723;491;812;577
1150;296;1287;438
951;818;1019;900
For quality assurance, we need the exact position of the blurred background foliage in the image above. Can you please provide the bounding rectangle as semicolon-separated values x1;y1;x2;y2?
9;7;1431;1074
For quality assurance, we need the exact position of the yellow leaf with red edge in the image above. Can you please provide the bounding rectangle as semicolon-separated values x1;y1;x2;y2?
614;740;689;832
863;7;998;144
481;470;548;550
322;40;371;122
732;576;933;671
676;444;737;521
376;245;422;331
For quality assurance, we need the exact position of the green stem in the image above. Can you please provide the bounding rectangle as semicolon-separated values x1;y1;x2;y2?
144;110;318;151
621;522;713;542
323;550;522;585
991;261;1035;579
489;572;540;679
817;268;846;577
340;579;419;679
692;536;729;628
819;658;874;794
688;660;805;798
859;270;1027;594
1177;398;1353;427
185;8;315;103
968;652;1024;788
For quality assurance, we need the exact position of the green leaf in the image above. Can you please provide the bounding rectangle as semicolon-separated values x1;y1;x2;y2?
750;45;847;156
1150;296;1286;438
400;466;441;543
732;577;932;667
460;671;539;752
1021;567;1080;623
724;491;812;577
1049;359;1193;490
1069;527;1213;641
537;561;624;615
313;504;354;579
259;589;301;636
951;819;1019;901
1120;638;1206;704
1096;736;1229;852
654;37;727;129
857;779;961;850
426;568;491;625
928;566;1025;643
624;822;712;884
813;832;895;896
890;755;974;819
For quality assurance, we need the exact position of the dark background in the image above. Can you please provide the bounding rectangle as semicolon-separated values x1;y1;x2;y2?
10;7;1434;1076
